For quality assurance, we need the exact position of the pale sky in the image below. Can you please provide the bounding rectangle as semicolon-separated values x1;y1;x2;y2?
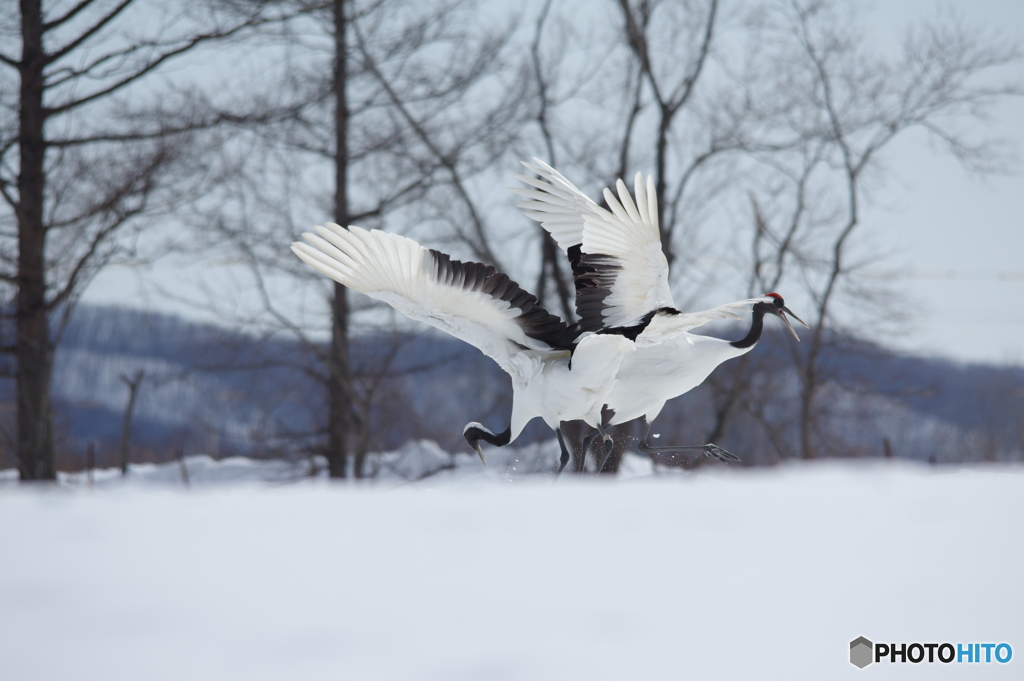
864;0;1024;364
81;0;1024;366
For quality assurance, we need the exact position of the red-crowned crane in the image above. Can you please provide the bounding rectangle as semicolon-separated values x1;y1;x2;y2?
515;159;807;471
291;224;633;469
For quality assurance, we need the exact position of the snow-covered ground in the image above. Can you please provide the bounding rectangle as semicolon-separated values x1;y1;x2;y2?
2;446;1022;680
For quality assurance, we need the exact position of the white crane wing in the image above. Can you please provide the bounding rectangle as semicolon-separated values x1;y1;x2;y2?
292;224;573;374
514;158;674;332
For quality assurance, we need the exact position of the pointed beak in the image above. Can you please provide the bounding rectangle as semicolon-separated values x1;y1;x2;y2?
777;306;807;342
783;306;809;328
474;444;487;466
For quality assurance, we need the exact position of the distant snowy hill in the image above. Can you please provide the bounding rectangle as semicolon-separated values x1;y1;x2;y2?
2;304;1019;470
37;305;520;467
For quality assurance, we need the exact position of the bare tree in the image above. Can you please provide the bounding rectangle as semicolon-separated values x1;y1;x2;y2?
523;0;575;320
616;0;718;259
694;1;1021;460
118;368;144;475
515;0;1019;469
753;1;1018;459
190;0;526;477
0;0;278;480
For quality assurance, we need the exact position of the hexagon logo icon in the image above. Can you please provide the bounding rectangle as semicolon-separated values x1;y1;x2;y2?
850;637;873;668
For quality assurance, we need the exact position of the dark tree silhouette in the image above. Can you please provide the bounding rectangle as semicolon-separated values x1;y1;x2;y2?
0;0;276;480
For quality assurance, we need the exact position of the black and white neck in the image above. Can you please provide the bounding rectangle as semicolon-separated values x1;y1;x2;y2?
729;301;776;350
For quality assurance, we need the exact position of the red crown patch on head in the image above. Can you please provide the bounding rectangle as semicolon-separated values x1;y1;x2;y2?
765;292;782;300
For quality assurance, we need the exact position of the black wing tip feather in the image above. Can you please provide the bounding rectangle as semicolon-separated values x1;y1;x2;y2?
567;244;622;332
427;249;578;350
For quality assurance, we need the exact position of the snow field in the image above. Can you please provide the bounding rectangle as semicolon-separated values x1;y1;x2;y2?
1;458;1022;680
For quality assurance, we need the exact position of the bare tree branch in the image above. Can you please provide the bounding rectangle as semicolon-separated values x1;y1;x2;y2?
43;0;99;31
351;19;502;267
45;0;136;66
45;22;266;116
616;0;719;260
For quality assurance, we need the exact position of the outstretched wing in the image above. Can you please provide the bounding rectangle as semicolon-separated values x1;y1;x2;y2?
514;158;674;332
292;224;575;373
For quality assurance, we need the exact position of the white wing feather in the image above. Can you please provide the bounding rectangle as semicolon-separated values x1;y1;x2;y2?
292;224;560;374
512;159;594;253
514;158;674;328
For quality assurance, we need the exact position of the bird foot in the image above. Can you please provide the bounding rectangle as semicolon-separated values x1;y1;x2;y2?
636;439;741;464
702;443;740;463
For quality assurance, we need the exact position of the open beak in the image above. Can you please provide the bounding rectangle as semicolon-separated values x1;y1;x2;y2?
778;306;808;342
784;306;808;328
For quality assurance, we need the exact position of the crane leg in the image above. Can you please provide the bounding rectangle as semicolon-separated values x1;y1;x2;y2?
637;419;740;463
593;423;616;473
556;428;571;475
579;428;599;473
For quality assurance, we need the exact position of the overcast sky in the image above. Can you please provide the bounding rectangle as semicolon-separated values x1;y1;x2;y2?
856;0;1024;365
80;0;1024;366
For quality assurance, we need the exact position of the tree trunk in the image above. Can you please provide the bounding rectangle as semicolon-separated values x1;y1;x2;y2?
798;373;816;459
327;283;350;478
655;112;671;263
16;0;55;481
537;231;574;321
704;354;752;445
326;0;351;478
353;407;369;480
798;335;822;459
119;370;145;475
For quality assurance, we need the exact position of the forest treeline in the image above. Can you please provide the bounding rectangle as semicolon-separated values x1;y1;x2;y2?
1;305;1017;475
1;0;1019;479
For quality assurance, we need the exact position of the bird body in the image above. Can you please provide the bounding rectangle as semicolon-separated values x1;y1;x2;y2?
506;332;634;435
604;312;753;426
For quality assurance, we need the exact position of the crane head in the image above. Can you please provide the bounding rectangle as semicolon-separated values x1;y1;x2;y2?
763;293;808;341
